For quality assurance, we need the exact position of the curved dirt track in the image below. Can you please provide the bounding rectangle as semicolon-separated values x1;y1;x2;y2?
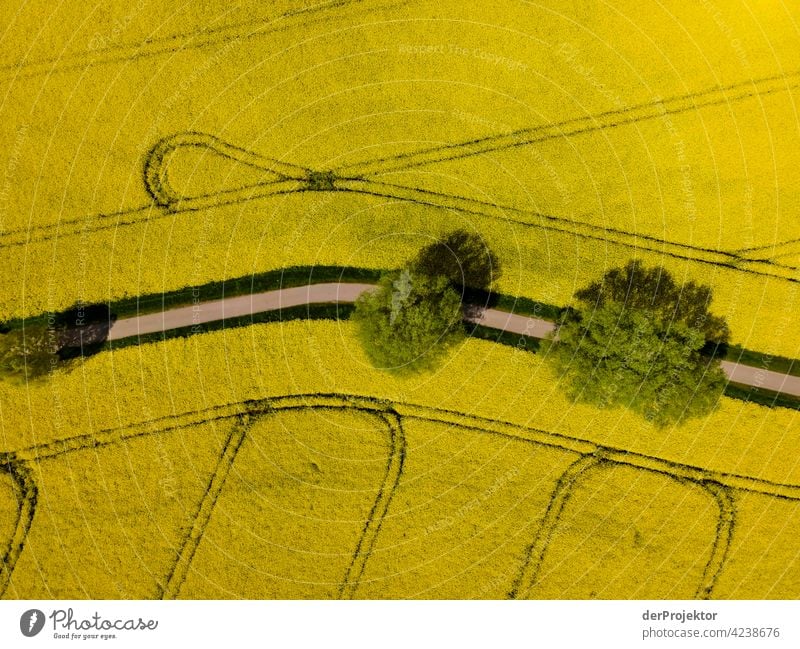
106;282;800;398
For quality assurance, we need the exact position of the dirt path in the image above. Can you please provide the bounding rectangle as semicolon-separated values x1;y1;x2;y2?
106;283;371;341
107;282;800;398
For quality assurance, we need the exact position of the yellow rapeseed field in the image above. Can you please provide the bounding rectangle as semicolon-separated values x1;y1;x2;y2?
178;409;393;599
714;491;800;599
1;1;800;357
0;320;798;598
529;465;719;599
2;420;232;598
352;417;579;599
1;0;799;601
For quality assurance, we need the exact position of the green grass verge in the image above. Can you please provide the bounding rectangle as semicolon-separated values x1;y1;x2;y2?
724;344;800;379
8;264;800;408
723;382;800;411
465;323;543;352
108;266;381;321
2;266;382;331
492;294;563;321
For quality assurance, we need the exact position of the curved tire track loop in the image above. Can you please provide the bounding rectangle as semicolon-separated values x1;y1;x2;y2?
140;120;798;280
143;132;312;209
6;69;800;276
140;133;800;281
508;452;603;599
508;453;736;600
695;481;735;600
156;395;405;600
0;454;37;598
72;71;800;278
0;393;788;599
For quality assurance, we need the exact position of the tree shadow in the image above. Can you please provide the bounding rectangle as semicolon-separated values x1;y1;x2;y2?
55;304;116;361
413;229;502;319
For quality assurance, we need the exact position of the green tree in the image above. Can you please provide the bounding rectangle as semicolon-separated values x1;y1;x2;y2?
549;261;729;426
0;324;59;383
352;268;464;373
413;230;501;292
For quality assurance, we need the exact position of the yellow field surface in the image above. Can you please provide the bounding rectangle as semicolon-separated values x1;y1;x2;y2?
0;320;797;598
714;491;800;599
530;464;719;599
1;1;800;358
179;408;393;599
356;419;574;599
0;1;322;66
354;417;578;599
1;1;800;601
386;84;800;252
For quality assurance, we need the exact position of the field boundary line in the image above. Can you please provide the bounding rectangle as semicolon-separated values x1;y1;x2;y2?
337;70;800;177
695;482;736;600
0;0;380;83
508;453;604;599
158;414;250;600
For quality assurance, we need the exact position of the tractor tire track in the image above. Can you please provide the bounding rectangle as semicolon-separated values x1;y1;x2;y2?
395;403;800;501
143;132;310;208
244;397;407;599
695;482;736;600
0;455;37;598
0;0;384;83
158;414;250;600
333;178;799;281
156;396;404;599
9;394;800;502
0;206;154;249
737;239;800;264
5;171;798;288
507;456;735;601
508;452;605;599
336;70;800;178
124;132;800;286
6;63;800;275
338;410;406;599
0;393;793;600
